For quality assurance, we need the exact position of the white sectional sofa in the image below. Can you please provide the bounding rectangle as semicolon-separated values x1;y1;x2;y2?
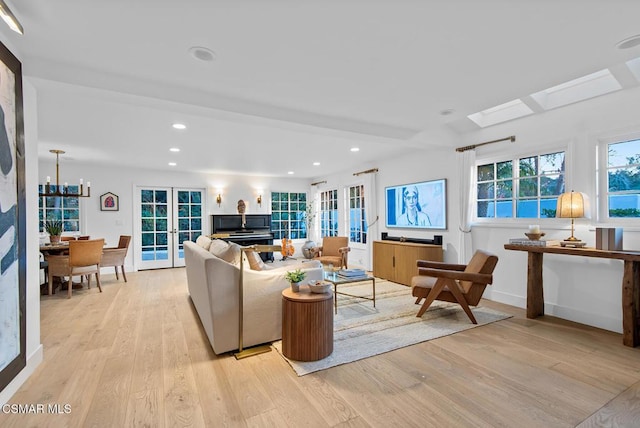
184;237;324;354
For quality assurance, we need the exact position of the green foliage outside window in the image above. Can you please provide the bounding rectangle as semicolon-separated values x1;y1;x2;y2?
607;139;640;218
477;151;565;218
271;192;307;240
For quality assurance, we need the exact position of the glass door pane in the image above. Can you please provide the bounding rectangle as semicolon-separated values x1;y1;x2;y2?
137;186;205;270
139;188;173;270
172;189;204;267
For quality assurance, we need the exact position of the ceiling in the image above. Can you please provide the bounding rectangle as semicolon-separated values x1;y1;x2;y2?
2;0;640;178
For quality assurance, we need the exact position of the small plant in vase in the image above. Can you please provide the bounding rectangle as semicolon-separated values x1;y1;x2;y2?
45;219;63;244
285;269;306;292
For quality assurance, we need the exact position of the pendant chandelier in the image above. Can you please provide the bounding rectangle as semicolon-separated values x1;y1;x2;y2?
39;149;91;198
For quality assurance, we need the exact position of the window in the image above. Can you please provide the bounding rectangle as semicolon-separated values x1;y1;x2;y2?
348;185;367;244
271;192;307;240
320;189;338;237
606;139;640;218
38;185;80;233
477;151;565;218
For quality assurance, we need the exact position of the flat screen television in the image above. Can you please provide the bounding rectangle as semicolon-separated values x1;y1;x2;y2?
385;178;447;230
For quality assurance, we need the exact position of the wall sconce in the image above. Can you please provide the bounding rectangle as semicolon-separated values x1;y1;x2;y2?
257;194;262;207
216;194;222;207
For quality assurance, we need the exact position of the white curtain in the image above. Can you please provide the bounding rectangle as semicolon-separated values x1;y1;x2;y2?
458;150;476;263
363;171;379;271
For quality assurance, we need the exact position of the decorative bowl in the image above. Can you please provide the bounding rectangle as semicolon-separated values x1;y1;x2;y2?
525;232;545;240
308;281;331;294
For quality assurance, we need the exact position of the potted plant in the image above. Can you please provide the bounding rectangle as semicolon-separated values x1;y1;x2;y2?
285;268;306;292
45;219;63;244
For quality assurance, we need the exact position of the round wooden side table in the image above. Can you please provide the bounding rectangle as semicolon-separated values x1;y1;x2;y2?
281;286;333;361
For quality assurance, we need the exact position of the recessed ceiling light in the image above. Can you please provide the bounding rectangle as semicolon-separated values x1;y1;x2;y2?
169;147;180;152
168;162;177;166
189;46;217;62
313;162;320;166
172;123;186;130
616;34;640;50
440;109;455;116
350;147;360;152
287;171;294;175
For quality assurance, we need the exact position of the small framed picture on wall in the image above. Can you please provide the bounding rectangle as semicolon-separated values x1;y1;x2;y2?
100;192;119;211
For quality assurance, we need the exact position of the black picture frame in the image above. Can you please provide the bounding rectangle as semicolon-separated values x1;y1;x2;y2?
0;40;26;393
100;192;119;211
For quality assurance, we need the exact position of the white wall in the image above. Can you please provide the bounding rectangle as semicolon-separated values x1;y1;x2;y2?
319;84;640;334
37;161;313;268
465;85;640;334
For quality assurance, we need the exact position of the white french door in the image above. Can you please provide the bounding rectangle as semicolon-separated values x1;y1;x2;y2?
136;187;205;270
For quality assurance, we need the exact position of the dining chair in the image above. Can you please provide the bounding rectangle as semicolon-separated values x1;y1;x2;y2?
310;236;351;269
47;238;105;298
410;249;499;324
101;235;131;282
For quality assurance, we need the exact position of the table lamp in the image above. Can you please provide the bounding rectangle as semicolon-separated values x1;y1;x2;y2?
556;190;589;246
236;244;282;359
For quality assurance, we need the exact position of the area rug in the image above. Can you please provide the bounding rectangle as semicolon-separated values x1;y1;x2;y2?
272;279;511;376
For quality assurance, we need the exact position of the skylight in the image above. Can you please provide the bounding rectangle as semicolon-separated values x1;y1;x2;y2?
467;99;534;128
530;69;622;111
626;57;640;83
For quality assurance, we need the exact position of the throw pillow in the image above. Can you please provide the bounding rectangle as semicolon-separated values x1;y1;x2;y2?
209;239;229;257
245;250;266;271
219;242;242;266
195;235;212;250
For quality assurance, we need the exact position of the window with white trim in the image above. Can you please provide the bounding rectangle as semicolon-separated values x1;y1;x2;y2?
38;185;80;232
271;191;307;240
348;184;367;244
605;138;640;218
320;189;338;237
476;151;565;218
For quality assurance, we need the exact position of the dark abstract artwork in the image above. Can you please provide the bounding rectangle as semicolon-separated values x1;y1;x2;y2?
0;40;25;393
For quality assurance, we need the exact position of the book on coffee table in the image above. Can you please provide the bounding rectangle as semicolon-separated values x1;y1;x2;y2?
337;268;366;278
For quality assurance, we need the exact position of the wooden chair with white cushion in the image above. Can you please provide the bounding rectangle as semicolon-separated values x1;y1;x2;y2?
310;236;351;270
411;249;498;324
47;239;105;298
101;235;131;282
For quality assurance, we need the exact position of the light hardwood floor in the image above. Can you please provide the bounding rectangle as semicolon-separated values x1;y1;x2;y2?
1;268;640;427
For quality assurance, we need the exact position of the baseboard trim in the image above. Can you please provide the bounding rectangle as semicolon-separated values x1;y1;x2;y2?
489;291;622;334
0;344;44;405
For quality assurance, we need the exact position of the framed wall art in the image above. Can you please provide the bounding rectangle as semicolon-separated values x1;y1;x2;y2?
100;192;119;211
385;178;447;230
0;40;26;393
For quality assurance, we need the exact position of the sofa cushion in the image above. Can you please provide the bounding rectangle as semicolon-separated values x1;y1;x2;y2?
218;242;242;266
209;239;229;257
245;250;267;271
195;235;212;250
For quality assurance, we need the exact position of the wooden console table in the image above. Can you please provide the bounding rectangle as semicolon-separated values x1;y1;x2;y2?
373;240;443;286
504;244;640;347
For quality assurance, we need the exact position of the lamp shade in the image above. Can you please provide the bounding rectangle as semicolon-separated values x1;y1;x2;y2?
556;191;590;219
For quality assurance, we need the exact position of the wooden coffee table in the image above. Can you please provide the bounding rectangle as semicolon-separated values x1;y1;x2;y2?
281;286;333;361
